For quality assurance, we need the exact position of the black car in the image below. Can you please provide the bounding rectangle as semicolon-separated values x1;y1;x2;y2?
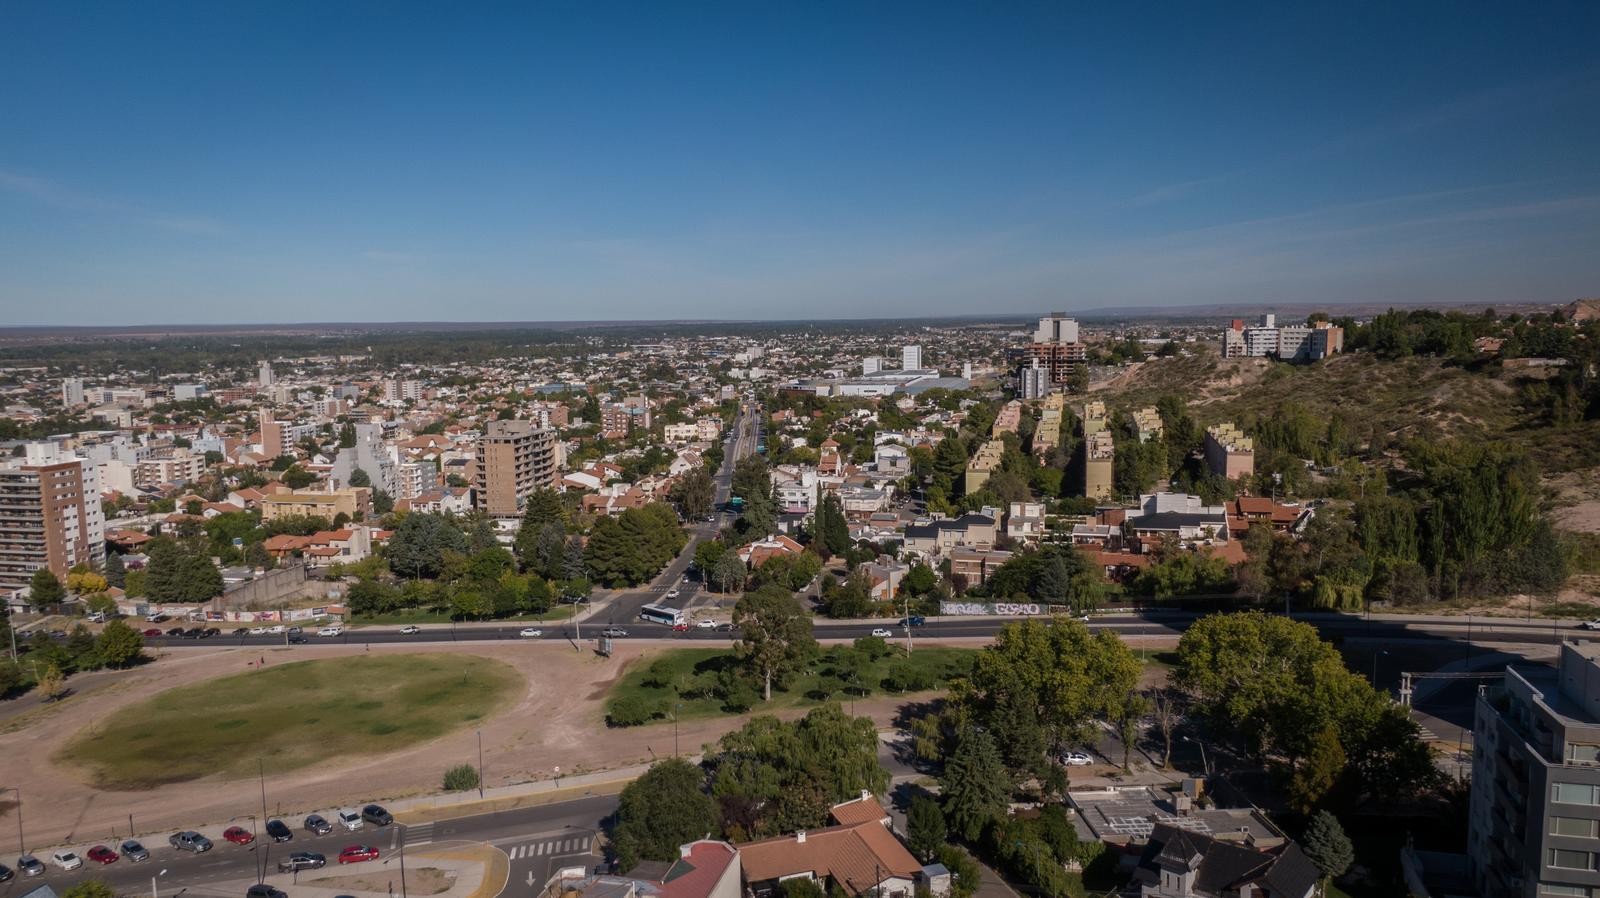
361;804;393;826
304;814;333;835
231;628;250;636
182;627;203;639
264;819;293;842
201;627;220;638
277;852;325;872
246;886;288;898
166;627;185;636
0;863;13;882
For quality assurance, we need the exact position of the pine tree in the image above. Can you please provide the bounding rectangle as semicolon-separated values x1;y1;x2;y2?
29;568;64;604
907;795;947;862
940;728;1010;842
104;552;126;589
1301;810;1354;882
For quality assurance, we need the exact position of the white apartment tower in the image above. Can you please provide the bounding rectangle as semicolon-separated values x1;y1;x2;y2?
902;345;923;371
61;377;85;407
258;360;275;387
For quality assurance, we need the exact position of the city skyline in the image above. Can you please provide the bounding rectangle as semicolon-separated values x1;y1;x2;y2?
3;2;1599;324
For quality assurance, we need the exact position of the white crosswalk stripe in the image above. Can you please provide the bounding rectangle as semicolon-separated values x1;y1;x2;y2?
502;834;593;860
404;822;435;846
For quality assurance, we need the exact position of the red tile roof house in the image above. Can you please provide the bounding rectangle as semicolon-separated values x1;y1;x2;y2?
737;795;951;898
552;840;740;898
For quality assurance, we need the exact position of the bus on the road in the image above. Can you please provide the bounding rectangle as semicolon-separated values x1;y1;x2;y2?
639;603;687;627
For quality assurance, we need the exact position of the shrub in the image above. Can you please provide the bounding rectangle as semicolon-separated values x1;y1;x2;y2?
443;763;479;792
608;695;665;727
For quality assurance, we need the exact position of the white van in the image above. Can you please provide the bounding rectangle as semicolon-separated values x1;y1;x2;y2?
337;808;363;831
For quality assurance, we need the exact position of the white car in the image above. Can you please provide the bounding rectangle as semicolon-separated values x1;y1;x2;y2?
318;626;344;637
519;627;543;638
398;625;421;635
51;850;83;871
266;625;285;634
870;628;893;638
337;808;363;831
1580;620;1600;631
696;619;717;629
249;626;268;635
1059;751;1093;767
666;588;680;599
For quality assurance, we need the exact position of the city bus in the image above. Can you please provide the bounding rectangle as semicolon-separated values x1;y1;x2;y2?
639;603;687;627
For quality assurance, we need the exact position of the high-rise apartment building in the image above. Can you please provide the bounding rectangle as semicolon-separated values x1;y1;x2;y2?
1084;430;1114;500
902;345;923;371
1221;315;1343;362
1033;313;1080;344
0;444;105;594
258;360;275;387
1471;643;1600;897
61;377;85;407
1020;313;1088;391
259;409;288;460
332;423;397;495
473;420;558;518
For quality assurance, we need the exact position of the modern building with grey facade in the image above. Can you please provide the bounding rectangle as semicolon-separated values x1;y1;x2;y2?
1471;642;1600;897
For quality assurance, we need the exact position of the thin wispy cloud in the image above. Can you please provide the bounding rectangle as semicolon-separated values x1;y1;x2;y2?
0;166;226;236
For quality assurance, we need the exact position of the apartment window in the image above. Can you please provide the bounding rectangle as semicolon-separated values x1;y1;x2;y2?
1553;783;1600;805
1551;849;1596;871
1540;885;1589;897
1553;817;1600;838
1571;744;1600;765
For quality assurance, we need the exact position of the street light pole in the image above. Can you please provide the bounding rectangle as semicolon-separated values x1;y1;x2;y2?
476;730;485;799
1371;650;1388;688
7;788;22;858
1183;736;1210;778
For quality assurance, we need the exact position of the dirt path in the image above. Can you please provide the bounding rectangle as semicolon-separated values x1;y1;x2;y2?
0;640;968;848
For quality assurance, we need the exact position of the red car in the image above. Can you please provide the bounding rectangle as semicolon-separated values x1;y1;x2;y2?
671;622;689;632
142;628;163;637
86;845;118;865
338;845;379;864
223;826;255;845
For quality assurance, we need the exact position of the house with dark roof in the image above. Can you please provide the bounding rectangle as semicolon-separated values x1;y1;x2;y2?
1132;823;1319;898
901;513;996;557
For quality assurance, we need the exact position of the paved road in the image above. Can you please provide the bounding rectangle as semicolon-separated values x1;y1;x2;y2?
9;794;621;898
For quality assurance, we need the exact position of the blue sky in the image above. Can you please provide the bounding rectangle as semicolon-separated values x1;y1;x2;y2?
2;2;1598;324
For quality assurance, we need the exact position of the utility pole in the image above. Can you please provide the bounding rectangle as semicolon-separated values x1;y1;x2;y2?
902;592;913;654
476;729;485;799
9;788;22;858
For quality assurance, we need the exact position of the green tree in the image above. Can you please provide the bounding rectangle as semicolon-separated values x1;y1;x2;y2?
712;551;748;594
388;513;469;579
95;619;145;668
907;795;947;862
62;882;116;898
733;584;816;701
674;467;715;521
780;880;825;898
815;493;851;558
442;764;480;792
1301;810;1354;882
711;704;887;838
29;568;64;604
1288;725;1345;814
941;728;1010;842
36;663;67;701
104;551;126;589
348;467;371;488
613;758;719;872
514;489;568;562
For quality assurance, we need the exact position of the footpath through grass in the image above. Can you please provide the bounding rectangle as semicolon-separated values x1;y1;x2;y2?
58;653;523;789
606;645;978;726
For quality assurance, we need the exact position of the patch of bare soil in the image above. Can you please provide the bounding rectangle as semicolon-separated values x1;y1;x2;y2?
316;867;455;895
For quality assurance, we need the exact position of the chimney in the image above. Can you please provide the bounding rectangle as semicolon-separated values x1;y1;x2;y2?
860;789;872;802
796;831;806;844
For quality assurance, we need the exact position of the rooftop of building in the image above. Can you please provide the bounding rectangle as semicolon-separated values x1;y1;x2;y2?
1069;785;1286;848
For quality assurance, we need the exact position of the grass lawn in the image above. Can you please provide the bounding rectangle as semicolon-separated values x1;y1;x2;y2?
348;606;572;627
58;654;523;789
606;645;977;726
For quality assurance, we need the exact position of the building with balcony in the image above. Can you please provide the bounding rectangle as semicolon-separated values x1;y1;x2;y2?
1084;430;1115;500
1470;642;1600;897
473;419;558;518
0;445;105;595
1204;423;1255;481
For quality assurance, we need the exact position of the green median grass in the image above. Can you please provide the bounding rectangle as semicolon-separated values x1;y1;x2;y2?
606;645;977;726
58;653;523;790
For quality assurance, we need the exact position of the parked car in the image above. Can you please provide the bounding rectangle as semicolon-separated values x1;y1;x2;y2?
398;625;421;635
169;831;212;853
870;628;893;638
304;814;333;835
50;850;83;871
165;627;186;636
266;625;285;634
1580;619;1600;630
223;826;255;845
86;845;118;864
336;808;363;831
518;627;542;638
142;628;163;637
671;622;689;632
318;626;344;637
264;819;293;842
601;627;628;638
1058;751;1093;767
87;611;106;623
715;622;734;632
145;613;166;623
246;886;289;898
201;627;220;638
0;864;12;882
120;840;149;862
249;626;268;635
338;845;379;864
277;852;325;873
17;855;44;877
361;805;393;826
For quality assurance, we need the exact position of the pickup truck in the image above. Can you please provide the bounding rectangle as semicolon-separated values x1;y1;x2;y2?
169;831;212;853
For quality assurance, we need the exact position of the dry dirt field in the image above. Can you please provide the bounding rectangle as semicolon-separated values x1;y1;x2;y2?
0;638;998;847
